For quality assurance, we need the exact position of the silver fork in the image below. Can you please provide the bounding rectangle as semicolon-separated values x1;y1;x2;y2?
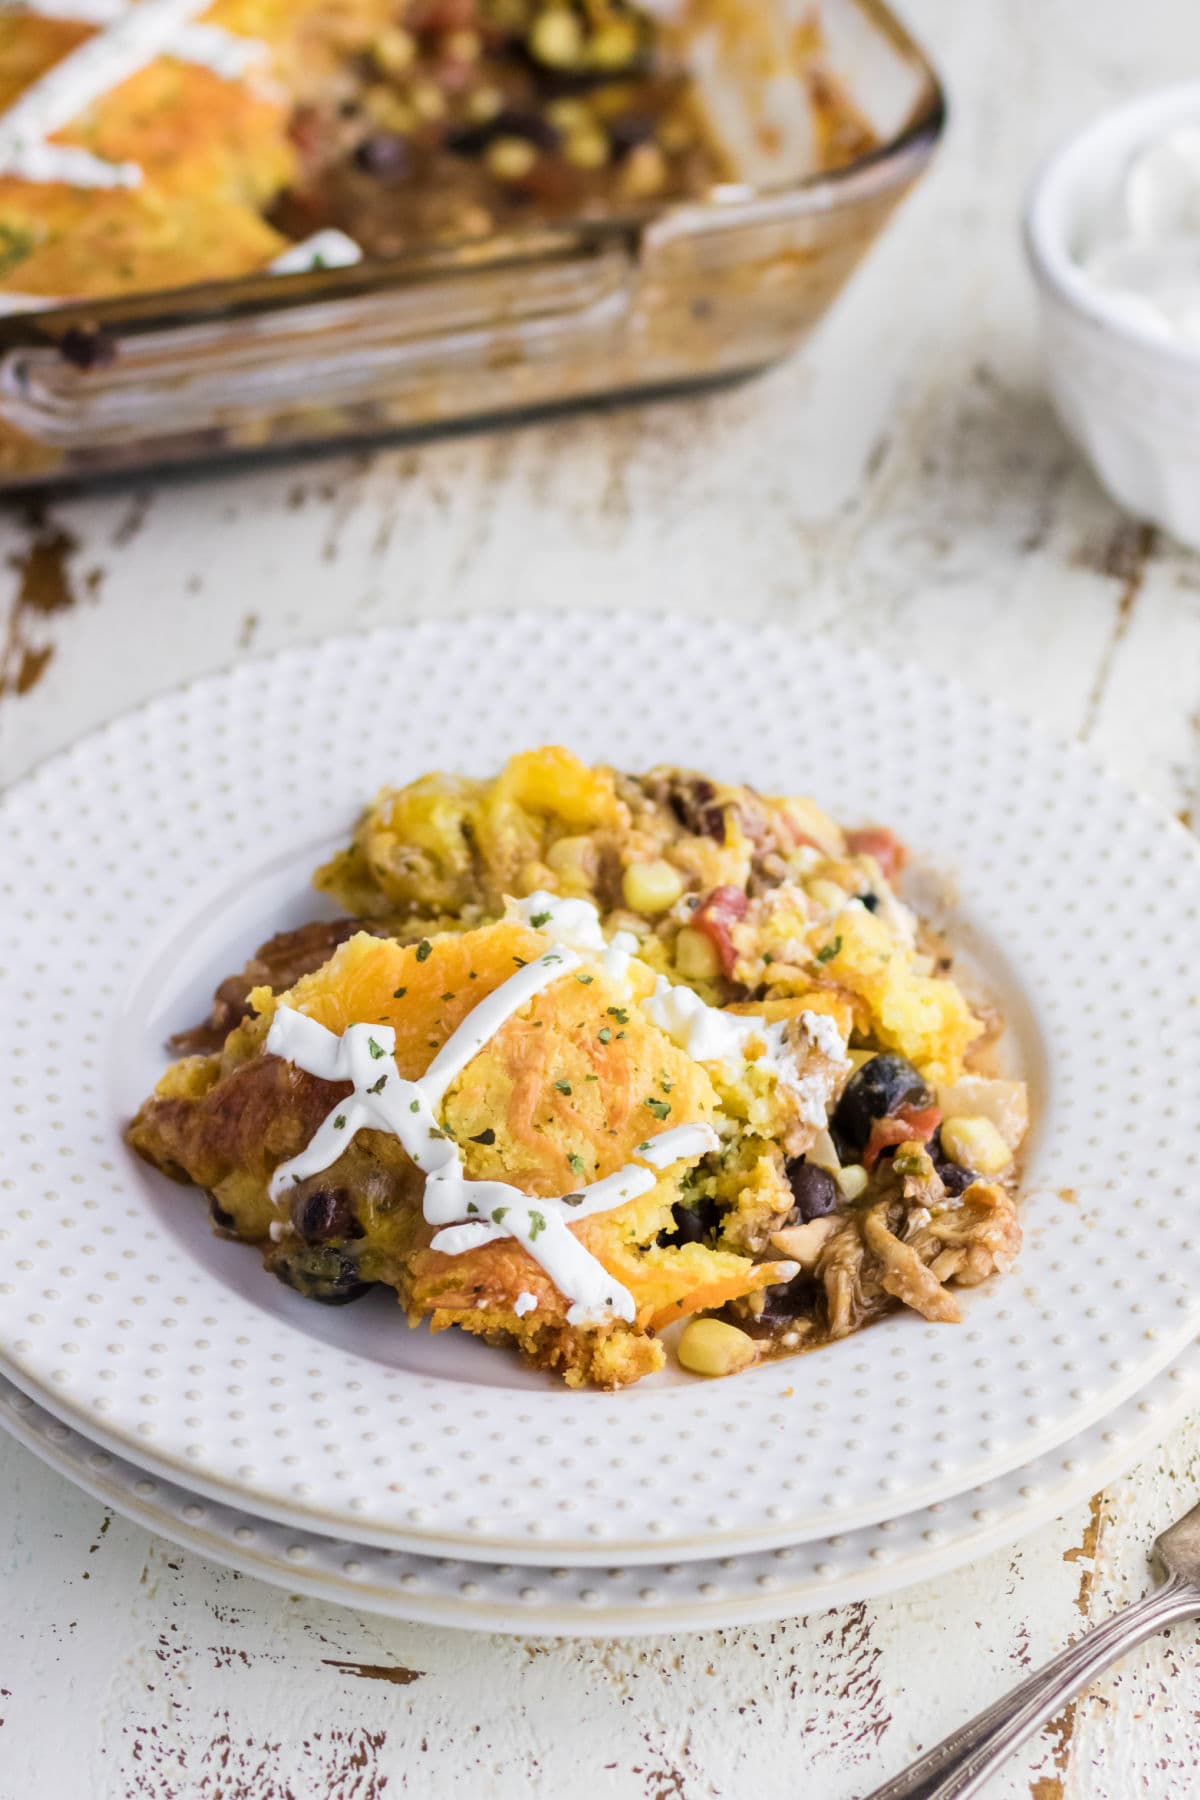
864;1498;1200;1800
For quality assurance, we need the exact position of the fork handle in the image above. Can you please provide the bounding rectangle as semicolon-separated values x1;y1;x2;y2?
863;1574;1200;1800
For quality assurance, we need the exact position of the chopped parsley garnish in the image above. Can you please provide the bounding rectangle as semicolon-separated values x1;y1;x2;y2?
554;1079;572;1096
607;1006;629;1024
467;1201;478;1214
530;910;552;928
598;1027;612;1045
409;1099;420;1113
334;1114;347;1130
660;1074;674;1092
428;1126;446;1140
491;1205;509;1224
574;972;594;985
441;991;455;1001
543;952;563;965
528;1210;547;1241
513;955;527;967
562;1192;584;1207
392;987;407;1000
367;1036;387;1060
584;1073;597;1082
366;1073;388;1095
645;1097;671;1120
470;1128;497;1145
816;936;842;964
415;939;432;962
567;1152;586;1175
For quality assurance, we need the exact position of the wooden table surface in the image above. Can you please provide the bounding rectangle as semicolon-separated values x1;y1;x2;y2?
2;2;1199;1795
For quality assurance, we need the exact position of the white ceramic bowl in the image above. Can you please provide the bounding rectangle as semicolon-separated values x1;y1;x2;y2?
1025;82;1200;549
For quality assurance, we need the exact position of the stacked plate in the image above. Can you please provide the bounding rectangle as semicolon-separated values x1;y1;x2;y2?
1;615;1198;1636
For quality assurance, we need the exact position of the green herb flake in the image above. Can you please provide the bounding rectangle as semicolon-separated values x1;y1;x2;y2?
815;935;842;965
415;939;432;962
470;1127;496;1145
607;1007;629;1024
562;1192;584;1207
554;1079;572;1096
491;1205;509;1224
513;955;527;968
567;1152;586;1175
392;986;407;1000
367;1036;387;1060
333;1113;347;1130
366;1073;388;1095
409;1099;420;1113
598;1026;612;1044
660;1073;674;1092
645;1097;671;1120
528;1210;547;1241
574;972;594;985
467;1201;479;1214
530;910;552;929
441;990;456;1001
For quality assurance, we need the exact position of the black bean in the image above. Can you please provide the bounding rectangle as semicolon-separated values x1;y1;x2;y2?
659;1194;721;1246
272;1246;374;1305
353;132;412;178
666;778;726;843
833;1054;933;1154
785;1159;840;1221
753;1270;819;1326
929;1129;975;1197
58;325;117;371
291;1186;364;1243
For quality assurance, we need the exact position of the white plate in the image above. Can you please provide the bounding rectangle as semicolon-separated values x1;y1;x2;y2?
2;1347;1195;1637
0;614;1197;1565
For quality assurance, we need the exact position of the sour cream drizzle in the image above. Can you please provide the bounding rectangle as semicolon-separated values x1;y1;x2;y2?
266;942;722;1327
641;978;849;1128
0;0;261;187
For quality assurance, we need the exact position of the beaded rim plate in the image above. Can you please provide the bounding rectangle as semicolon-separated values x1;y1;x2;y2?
1;1347;1195;1637
0;614;1198;1565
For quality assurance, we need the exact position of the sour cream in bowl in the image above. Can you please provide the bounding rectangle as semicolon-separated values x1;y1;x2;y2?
1025;83;1200;549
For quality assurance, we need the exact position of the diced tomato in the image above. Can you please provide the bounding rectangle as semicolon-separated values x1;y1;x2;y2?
691;885;748;977
862;1104;942;1172
847;827;908;882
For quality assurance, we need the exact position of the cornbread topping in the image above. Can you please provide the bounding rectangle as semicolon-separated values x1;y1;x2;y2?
128;748;1027;1389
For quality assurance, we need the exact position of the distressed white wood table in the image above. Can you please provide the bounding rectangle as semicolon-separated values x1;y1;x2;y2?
2;2;1199;1795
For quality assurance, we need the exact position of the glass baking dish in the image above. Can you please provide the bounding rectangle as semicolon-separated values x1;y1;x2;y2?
0;0;943;487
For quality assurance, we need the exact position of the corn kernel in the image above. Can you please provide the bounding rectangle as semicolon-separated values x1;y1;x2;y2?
622;859;683;915
365;85;416;130
620;141;667;199
466;84;504;123
589;17;639;67
836;1163;868;1201
674;924;720;980
546;834;597;886
564;127;609;170
547;97;590;133
940;1115;1012;1176
485;134;537;180
677;1317;758;1378
531;6;584;67
411;80;447;121
808;877;848;914
372;26;416;74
